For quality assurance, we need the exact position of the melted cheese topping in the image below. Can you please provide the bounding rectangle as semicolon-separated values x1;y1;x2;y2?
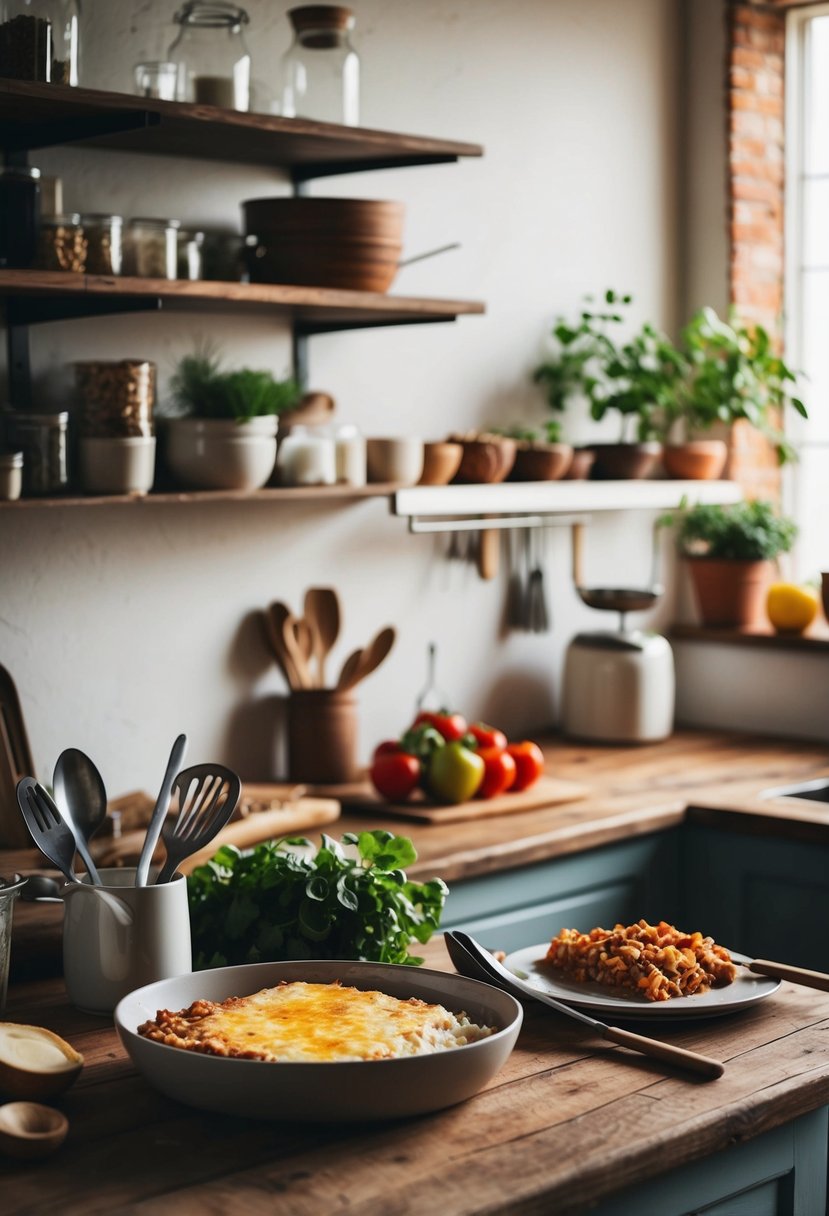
137;981;495;1062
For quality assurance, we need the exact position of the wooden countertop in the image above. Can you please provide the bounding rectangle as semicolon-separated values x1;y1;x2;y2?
5;730;829;1212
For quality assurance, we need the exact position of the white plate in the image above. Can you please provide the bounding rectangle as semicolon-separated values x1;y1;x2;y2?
115;959;522;1121
504;944;780;1019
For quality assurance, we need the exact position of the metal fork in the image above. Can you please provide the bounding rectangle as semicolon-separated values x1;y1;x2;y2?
15;776;101;885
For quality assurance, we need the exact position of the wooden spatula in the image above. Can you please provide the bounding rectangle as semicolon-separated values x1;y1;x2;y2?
304;587;341;688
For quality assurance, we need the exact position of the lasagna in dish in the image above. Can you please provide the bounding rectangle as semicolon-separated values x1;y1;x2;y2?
137;980;495;1061
544;919;737;1002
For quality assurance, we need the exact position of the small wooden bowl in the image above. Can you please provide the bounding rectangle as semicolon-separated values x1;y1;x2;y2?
0;1102;68;1160
564;447;596;480
508;443;573;482
418;442;463;485
451;437;516;484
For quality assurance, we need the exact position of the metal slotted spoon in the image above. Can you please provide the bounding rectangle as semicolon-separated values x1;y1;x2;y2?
154;764;242;884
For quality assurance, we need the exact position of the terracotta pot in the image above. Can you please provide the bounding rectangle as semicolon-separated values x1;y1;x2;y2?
589;442;663;480
663;440;728;481
508;443;573;482
451;437;516;484
687;557;773;628
564;447;596;480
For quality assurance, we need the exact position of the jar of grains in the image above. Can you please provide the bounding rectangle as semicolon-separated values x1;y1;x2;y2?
81;214;123;276
35;212;86;272
74;360;156;438
123;218;180;279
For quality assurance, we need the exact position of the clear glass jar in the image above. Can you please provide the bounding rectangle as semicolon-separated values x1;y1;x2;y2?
168;1;251;112
123;218;180;279
334;423;365;485
35;211;86;272
74;360;155;438
81;213;122;275
134;60;178;101
0;0;78;85
0;166;40;268
275;425;336;486
280;5;359;126
1;409;69;496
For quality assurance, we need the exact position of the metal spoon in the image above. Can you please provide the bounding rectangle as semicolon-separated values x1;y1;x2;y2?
135;734;188;887
445;930;724;1080
53;749;107;886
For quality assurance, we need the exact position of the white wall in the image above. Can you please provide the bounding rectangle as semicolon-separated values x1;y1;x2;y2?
0;0;683;794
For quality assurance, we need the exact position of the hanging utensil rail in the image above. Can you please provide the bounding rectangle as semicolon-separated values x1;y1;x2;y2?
406;512;592;534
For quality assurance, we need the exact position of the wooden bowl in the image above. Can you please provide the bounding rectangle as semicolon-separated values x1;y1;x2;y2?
564;447;596;480
662;440;728;481
247;238;402;292
450;437;516;484
418;442;463;485
242;198;405;240
0;1102;68;1160
589;442;663;480
508;443;573;482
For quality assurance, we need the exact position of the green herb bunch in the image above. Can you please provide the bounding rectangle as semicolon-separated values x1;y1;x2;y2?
169;349;301;423
187;830;448;970
662;499;797;562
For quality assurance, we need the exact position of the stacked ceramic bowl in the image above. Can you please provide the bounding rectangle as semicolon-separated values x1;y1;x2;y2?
242;198;405;293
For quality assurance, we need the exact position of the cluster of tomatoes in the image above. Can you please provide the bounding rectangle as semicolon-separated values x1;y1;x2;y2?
370;710;545;806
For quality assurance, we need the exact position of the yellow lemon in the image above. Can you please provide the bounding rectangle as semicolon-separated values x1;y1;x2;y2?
766;583;819;634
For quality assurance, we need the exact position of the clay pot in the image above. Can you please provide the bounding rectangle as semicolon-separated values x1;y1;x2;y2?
687;557;773;628
663;440;728;481
451;437;516;484
418;441;463;485
508;443;573;482
564;447;596;480
589;442;663;480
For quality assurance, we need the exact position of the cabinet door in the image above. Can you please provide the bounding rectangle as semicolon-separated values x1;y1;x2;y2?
441;832;681;953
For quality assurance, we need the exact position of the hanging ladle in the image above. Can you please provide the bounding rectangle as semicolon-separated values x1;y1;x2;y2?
571;522;664;631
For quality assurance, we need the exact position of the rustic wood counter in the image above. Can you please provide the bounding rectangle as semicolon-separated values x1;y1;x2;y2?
4;729;829;1213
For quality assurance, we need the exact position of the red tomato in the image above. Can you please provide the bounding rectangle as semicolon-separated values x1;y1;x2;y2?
412;711;468;743
469;722;507;752
372;739;401;762
506;741;545;792
370;752;421;801
476;746;517;799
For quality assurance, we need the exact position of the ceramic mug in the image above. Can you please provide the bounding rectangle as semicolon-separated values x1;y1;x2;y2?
62;867;191;1015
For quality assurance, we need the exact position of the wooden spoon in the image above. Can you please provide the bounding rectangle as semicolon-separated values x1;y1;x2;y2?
304;587;341;688
282;614;314;689
351;626;396;688
264;602;300;690
292;617;315;673
336;647;365;692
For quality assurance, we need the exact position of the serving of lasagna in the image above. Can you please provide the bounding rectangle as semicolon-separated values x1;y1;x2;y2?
137;980;495;1062
544;919;737;1002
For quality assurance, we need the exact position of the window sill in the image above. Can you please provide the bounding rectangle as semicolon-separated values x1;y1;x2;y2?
671;623;829;654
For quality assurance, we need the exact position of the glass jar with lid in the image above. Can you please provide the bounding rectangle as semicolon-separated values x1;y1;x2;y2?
0;0;79;85
1;409;69;496
34;212;86;272
168;1;251;112
280;5;359;126
81;214;123;276
123;218;180;280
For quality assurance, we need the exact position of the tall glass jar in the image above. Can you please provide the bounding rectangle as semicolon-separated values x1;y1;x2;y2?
0;0;79;85
168;1;251;112
280;5;359;126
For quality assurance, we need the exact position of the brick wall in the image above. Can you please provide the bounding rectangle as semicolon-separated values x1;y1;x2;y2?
725;1;787;496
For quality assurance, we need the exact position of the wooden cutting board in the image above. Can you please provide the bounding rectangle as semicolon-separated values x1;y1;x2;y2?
338;775;588;824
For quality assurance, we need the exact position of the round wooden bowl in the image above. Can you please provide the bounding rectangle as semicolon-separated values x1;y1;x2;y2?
242;198;405;241
247;237;402;292
589;442;663;480
418;441;463;485
508;443;573;482
451;437;516;484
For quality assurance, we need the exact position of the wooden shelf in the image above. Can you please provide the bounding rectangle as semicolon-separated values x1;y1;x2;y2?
0;269;484;330
0;483;401;510
0;79;483;179
671;623;829;653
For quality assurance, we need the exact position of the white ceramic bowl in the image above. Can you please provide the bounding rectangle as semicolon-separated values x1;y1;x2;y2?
115;959;522;1122
366;437;424;485
79;437;156;496
164;417;278;491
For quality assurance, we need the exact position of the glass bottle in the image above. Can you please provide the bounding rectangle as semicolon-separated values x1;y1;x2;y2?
280;5;359;126
0;0;79;85
168;1;251;112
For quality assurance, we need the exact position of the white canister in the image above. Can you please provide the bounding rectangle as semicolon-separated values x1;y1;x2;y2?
62;868;192;1014
80;436;156;496
276;425;337;486
0;451;23;501
335;424;366;486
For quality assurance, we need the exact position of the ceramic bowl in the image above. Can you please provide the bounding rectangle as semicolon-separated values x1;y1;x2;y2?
508;443;573;482
366;437;424;485
418;442;463;485
79;436;156;496
451;437;516;484
164;417;278;491
115;959;522;1122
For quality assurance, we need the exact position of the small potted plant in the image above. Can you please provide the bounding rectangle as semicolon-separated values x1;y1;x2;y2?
489;421;575;481
164;349;300;491
532;290;682;479
662;307;807;479
662;499;797;628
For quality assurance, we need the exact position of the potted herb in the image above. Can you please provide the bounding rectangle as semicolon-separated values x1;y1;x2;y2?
490;421;576;481
662;307;807;479
164;350;300;491
662;499;797;627
532;290;683;479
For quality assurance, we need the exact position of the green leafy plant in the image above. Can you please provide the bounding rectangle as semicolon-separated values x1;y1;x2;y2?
676;307;807;464
660;499;797;561
187;830;448;970
169;348;301;423
490;420;563;444
532;290;686;443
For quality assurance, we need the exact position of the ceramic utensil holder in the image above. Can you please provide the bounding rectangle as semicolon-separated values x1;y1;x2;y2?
287;689;358;784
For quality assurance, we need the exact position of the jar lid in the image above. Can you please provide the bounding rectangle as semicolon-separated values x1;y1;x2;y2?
41;213;81;226
129;217;182;230
288;5;354;32
174;1;249;27
0;166;41;180
0;451;23;468
80;213;124;224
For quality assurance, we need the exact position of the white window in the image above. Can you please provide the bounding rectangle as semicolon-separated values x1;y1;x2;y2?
785;5;829;581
